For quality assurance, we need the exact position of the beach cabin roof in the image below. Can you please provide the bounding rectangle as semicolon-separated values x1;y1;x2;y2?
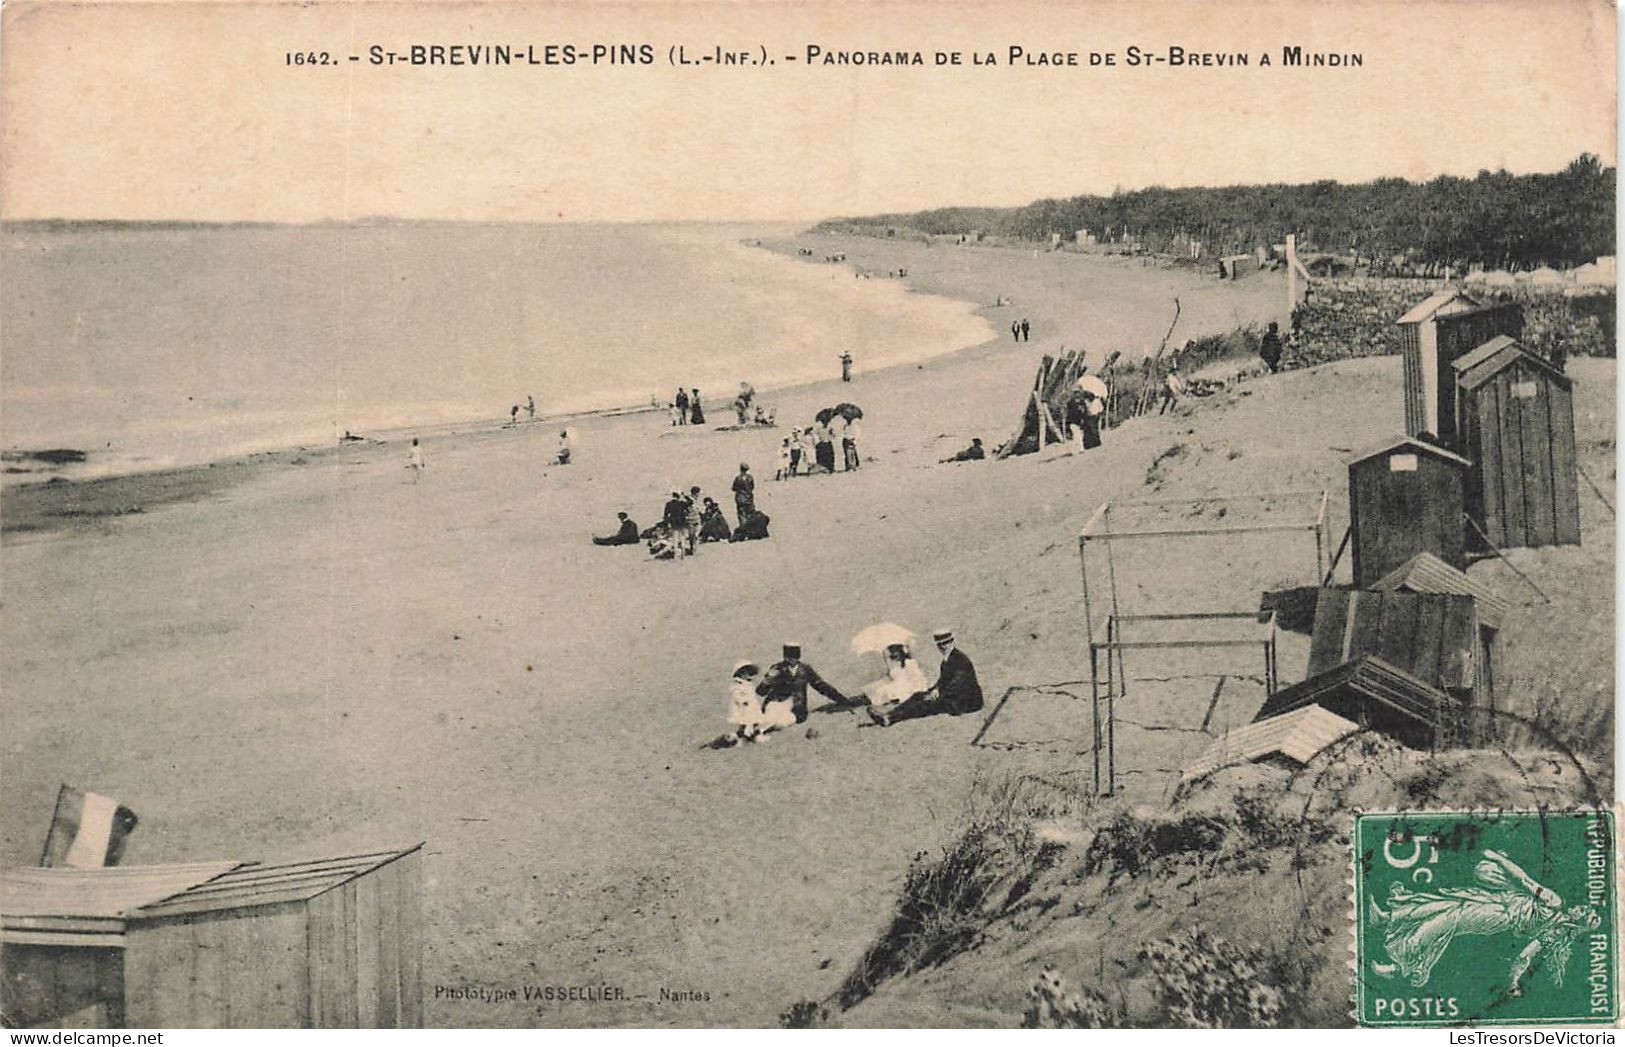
1371;553;1508;631
1397;288;1480;325
1182;706;1359;781
1253;655;1449;748
130;847;420;920
1455;339;1569;393
1345;435;1471;469
1;861;242;946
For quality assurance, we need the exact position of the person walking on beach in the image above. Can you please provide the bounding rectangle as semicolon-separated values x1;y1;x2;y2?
776;437;792;481
526;395;536;421
757;643;853;724
669;401;683;426
556;429;575;465
510;404;520;426
675;388;690;425
814;419;837;473
684;486;703;554
1159;363;1186;415
1011;319;1020;342
1020;318;1031;342
839;351;854;382
1260;321;1283;374
1080;394;1103;450
732;463;756;520
786;429;803;477
841;416;861;471
406;437;425;482
689;389;705;426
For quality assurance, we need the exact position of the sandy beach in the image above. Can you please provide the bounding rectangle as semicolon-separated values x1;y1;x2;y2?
1;236;1613;1027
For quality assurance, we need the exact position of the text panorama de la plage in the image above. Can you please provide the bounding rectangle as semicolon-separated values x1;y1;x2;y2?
289;43;1365;69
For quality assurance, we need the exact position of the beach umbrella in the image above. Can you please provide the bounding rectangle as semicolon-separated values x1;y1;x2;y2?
832;402;864;421
814;407;836;425
850;622;914;656
1075;375;1109;399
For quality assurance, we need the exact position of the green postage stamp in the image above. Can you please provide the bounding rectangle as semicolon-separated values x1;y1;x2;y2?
1354;810;1618;1026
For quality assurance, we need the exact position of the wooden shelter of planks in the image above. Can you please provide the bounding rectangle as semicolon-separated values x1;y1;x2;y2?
995;349;1091;458
1452;335;1581;550
123;846;424;1028
1397;294;1523;449
1306;587;1488;714
1347;436;1470;586
1252;655;1453;749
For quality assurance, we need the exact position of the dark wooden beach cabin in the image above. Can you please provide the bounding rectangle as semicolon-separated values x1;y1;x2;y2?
1451;335;1581;550
1347;436;1471;586
1397;291;1524;448
0;861;238;1028
1252;655;1451;749
1371;552;1505;732
123;846;423;1028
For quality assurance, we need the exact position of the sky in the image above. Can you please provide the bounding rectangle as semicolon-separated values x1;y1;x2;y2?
0;0;1616;223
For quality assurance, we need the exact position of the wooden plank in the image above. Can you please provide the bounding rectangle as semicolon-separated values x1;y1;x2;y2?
1439;595;1478;693
1307;590;1350;675
1375;590;1418;678
224;907;305;1028
1517;362;1557;546
1348;590;1387;662
1549;382;1582;544
1410;594;1443;695
50;948;102;1027
1476;386;1505;545
96;949;125;1029
374;866;402;1028
1497;374;1529;547
307;890;345;1028
350;879;378;1028
191;914;229;1027
397;852;423;1028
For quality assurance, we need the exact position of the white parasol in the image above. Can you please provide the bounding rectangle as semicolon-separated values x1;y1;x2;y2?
850;622;915;656
1075;375;1109;399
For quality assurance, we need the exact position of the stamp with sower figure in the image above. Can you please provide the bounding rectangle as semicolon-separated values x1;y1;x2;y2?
1354;810;1617;1026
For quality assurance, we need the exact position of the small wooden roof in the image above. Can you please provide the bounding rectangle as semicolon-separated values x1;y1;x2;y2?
1371;553;1508;631
1;861;243;947
1397;288;1480;324
1307;587;1479;692
1454;339;1570;393
1182;706;1359;781
1346;435;1472;469
1254;655;1448;734
130;846;421;920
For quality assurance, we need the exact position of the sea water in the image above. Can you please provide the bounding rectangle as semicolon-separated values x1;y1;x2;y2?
1;222;991;481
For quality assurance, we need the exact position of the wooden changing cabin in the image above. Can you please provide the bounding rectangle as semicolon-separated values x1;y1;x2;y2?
1452;335;1581;550
1397;291;1523;448
1347;436;1470;586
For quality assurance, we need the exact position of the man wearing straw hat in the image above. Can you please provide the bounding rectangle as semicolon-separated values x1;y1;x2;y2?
868;629;983;727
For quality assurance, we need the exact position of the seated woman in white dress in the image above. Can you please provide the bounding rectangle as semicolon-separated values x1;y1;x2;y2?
861;643;930;714
724;661;795;744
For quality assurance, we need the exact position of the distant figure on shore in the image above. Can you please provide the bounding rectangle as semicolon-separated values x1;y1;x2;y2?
406;437;425;481
776;438;792;480
785;431;802;477
1020;318;1031;342
1064;396;1087;451
647;524;681;561
662;490;689;544
861;643;930;710
675;388;690;425
699;498;732;543
757;643;851;723
556;429;574;465
731;508;771;542
941;438;985;463
689;389;705;426
593;511;641;546
669;401;683;426
841;416;861;471
511;405;520;426
1260;321;1283;373
1011;319;1020;342
814;420;837;473
684;486;703;554
799;427;817;474
754;404;775;426
342;430;364;442
1080;395;1103;450
839;351;854;382
868;629;984;727
1159;364;1186;415
526;395;536;420
1550;336;1569;373
732;463;756;520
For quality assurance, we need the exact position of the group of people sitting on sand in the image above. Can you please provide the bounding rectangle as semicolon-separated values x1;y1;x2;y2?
592;463;769;558
777;416;860;479
716;630;983;746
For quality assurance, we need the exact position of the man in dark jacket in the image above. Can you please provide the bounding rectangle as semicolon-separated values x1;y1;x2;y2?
757;643;851;723
868;629;984;726
941;437;985;463
591;511;640;546
730;509;771;542
732;462;756;520
1259;321;1282;373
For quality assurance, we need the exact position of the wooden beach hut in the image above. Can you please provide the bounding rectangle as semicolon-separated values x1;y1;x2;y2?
123;846;423;1028
1347;436;1471;586
1396;289;1480;439
0;861;238;1028
1252;655;1452;749
1451;336;1581;550
1305;587;1487;711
